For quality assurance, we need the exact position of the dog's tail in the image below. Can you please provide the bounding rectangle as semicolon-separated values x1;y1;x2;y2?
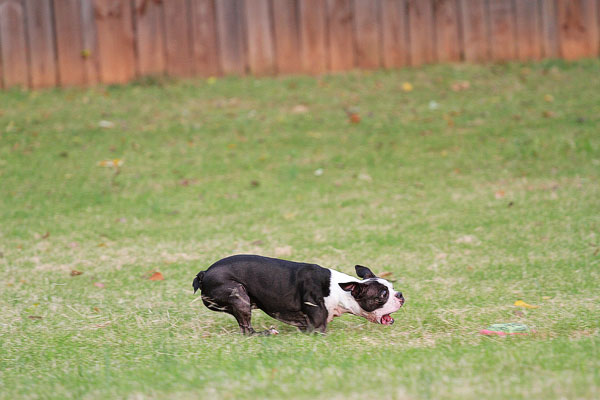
192;271;206;294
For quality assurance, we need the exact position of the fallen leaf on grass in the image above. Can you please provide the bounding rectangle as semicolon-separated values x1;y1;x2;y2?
93;282;105;288
70;270;83;276
514;300;539;309
428;100;439;110
292;105;309;114
544;94;554;102
451;81;470;91
402;82;413;92
542;110;555;118
495;190;505;199
179;179;199;187
348;113;361;124
27;315;42;320
98;120;115;129
149;272;164;281
97;159;123;168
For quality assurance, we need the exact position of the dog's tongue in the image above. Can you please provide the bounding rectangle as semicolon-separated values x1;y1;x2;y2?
381;314;394;325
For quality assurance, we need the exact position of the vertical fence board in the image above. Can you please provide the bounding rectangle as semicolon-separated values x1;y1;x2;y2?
407;0;435;65
488;0;516;61
381;0;408;68
434;0;461;62
514;0;542;60
244;0;275;74
327;0;354;71
540;0;560;58
163;0;194;77
0;0;29;87
93;0;136;84
271;0;301;74
134;0;166;76
53;0;86;86
299;0;328;74
24;0;56;88
190;0;220;76
557;0;599;59
80;0;100;84
216;0;246;74
354;0;381;68
459;0;488;62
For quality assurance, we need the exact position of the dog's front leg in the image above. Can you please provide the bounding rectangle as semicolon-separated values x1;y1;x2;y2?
298;302;328;333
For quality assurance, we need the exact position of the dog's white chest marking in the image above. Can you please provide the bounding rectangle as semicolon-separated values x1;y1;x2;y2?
323;269;361;322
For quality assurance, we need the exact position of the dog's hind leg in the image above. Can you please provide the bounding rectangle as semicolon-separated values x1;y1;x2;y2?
202;282;277;335
226;284;257;335
230;284;279;336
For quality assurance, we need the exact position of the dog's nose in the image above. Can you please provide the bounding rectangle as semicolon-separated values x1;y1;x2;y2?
395;292;403;299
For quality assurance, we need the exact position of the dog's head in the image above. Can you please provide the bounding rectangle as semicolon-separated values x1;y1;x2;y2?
339;265;404;325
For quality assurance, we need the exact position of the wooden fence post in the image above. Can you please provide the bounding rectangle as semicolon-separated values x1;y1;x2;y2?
190;0;220;77
271;0;301;74
299;0;328;74
327;0;354;71
0;0;29;88
134;0;166;77
163;0;194;77
93;0;136;84
24;0;57;88
459;0;489;62
557;0;599;59
514;0;542;60
488;0;517;61
381;0;409;68
244;0;276;75
434;0;462;62
540;0;560;59
407;0;435;65
354;0;382;69
216;0;246;75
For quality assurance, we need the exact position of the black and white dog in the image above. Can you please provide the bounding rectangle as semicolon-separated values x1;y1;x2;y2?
193;254;404;334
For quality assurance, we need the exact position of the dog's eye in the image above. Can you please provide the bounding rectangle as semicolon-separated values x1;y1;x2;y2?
380;289;387;298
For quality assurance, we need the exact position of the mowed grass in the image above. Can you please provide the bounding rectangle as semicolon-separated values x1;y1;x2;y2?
0;59;599;399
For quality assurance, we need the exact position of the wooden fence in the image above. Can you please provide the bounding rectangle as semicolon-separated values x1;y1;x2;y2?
0;0;599;89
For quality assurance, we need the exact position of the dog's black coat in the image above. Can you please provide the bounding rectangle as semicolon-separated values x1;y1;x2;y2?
194;254;333;334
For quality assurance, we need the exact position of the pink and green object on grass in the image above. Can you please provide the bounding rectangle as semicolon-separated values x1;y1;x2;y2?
480;323;533;336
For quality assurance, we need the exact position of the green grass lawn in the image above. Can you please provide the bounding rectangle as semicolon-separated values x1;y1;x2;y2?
1;59;599;399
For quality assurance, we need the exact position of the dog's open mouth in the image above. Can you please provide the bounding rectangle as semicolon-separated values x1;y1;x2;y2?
380;314;394;325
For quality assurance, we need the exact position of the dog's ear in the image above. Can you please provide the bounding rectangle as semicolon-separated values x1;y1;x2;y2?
355;265;377;279
192;277;201;293
339;282;364;298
